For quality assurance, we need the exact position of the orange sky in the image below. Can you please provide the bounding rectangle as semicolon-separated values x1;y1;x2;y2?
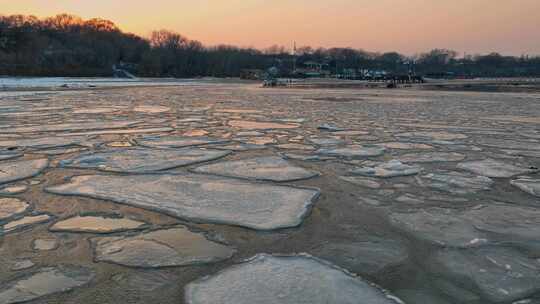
2;0;540;55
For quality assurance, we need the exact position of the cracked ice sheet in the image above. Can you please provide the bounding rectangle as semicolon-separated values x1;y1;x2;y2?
511;178;540;197
428;247;540;303
135;135;228;148
0;151;21;161
0;265;95;304
317;145;385;159
2;120;140;133
228;120;299;130
463;204;540;243
50;215;147;233
0;137;85;149
192;156;319;182
0;158;49;184
311;237;409;276
395;131;468;141
185;254;403;304
416;171;494;194
59;148;231;173
59;127;174;137
476;138;540;151
46;174;319;230
91;227;235;268
389;204;540;249
0;198;29;221
399;152;465;163
388;207;486;248
350;160;422;178
456;159;537;178
2;214;52;234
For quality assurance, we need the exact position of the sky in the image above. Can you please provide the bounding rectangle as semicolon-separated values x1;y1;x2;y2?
2;0;540;55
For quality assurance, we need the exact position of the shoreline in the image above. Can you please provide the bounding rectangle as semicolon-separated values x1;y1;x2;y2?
1;77;540;93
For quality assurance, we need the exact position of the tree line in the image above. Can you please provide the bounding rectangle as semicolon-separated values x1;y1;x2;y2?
1;14;540;78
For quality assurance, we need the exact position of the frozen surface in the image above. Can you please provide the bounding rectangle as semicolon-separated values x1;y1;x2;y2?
0;198;29;221
0;151;21;161
416;171;494;194
428;247;540;302
2;83;540;303
312;237;409;276
457;158;537;177
3;121;139;133
228;120;299;130
0;158;48;184
0;137;84;149
135;136;229;148
464;204;540;243
91;227;235;268
0;265;95;304
0;184;28;195
2;214;52;234
395;131;468;141
317;145;385;159
0;77;215;89
50;215;147;233
350;160;422;178
511;178;540;197
388;207;486;247
477;138;540;151
192;156;319;182
399;152;465;163
46;174;319;230
376;142;434;150
390;204;540;248
308;137;346;146
59;148;230;173
33;238;59;251
185;254;402;304
338;176;382;188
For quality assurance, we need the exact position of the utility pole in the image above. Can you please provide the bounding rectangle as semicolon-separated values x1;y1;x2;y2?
335;57;338;79
293;41;297;74
463;52;467;78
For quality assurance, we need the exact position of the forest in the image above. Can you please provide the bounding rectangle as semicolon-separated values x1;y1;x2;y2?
1;14;540;78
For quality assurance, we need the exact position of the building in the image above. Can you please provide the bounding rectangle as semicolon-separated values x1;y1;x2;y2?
294;61;330;78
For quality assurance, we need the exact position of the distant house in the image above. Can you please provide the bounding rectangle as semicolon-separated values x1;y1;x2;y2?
303;61;324;71
294;61;330;78
361;69;388;80
342;68;357;79
240;69;265;80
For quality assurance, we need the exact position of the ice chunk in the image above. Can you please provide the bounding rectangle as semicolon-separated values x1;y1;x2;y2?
60;148;230;173
428;247;540;303
0;198;29;221
185;254;402;304
46;174;319;230
399;152;465;163
0;265;94;303
511;178;540;197
193;156;319;182
50;215;146;233
0;158;48;184
317;145;385;159
457;159;537;178
91;227;235;268
350;160;422;178
135;135;228;148
417;171;494;194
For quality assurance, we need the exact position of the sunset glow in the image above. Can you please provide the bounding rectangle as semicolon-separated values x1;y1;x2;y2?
2;0;540;55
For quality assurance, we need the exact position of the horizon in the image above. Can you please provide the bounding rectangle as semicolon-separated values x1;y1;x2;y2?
2;0;540;56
